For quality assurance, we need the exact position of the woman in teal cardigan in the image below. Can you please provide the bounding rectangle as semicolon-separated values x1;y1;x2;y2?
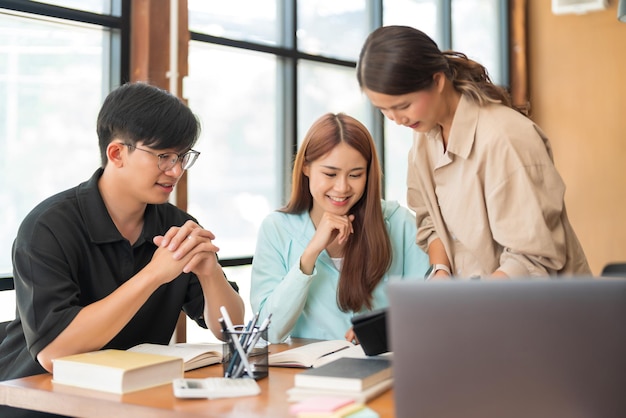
251;113;429;343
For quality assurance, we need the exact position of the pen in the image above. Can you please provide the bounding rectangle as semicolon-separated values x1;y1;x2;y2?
220;306;254;378
318;345;350;359
235;313;260;378
245;314;271;355
221;314;242;378
219;318;234;349
233;314;272;378
220;317;240;377
240;312;259;350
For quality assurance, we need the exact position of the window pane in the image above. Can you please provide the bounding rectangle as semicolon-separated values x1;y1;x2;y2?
452;0;503;84
383;124;414;207
382;0;439;206
186;42;277;259
297;0;369;61
383;0;440;45
297;62;369;145
0;12;110;275
188;0;278;46
30;0;117;15
0;289;15;322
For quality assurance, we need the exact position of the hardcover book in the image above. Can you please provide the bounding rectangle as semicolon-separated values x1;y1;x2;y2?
294;357;392;392
287;377;393;403
52;349;183;394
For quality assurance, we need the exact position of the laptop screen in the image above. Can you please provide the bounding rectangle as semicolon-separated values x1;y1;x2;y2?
387;278;626;418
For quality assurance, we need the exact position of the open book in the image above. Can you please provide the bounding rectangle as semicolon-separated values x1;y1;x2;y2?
268;340;361;368
128;342;224;371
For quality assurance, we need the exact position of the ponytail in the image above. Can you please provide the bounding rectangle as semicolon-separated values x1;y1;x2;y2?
444;52;528;116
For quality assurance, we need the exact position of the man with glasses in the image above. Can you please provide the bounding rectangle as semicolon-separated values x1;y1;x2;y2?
0;83;244;406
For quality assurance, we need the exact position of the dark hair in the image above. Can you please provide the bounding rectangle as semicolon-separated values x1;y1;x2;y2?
281;113;392;312
96;82;200;167
357;25;521;112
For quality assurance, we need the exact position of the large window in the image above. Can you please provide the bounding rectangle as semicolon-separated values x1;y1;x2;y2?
186;0;508;223
184;0;508;341
186;44;278;259
0;0;126;321
0;0;507;335
383;0;508;206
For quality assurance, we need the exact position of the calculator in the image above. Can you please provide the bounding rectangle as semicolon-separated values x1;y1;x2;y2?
172;377;261;399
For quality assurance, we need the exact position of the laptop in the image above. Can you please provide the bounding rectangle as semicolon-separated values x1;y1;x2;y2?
387;278;626;418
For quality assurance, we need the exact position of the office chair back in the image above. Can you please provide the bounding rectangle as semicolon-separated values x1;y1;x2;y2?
601;262;626;277
0;320;9;342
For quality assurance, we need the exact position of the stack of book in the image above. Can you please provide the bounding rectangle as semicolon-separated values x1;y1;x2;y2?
287;357;393;404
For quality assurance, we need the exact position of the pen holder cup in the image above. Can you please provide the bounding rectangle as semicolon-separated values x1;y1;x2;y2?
222;326;269;380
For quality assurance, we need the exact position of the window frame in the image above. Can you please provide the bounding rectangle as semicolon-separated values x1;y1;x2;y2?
0;0;129;282
0;0;514;306
187;0;510;268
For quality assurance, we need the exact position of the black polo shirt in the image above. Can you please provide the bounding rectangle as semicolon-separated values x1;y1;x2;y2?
0;169;222;381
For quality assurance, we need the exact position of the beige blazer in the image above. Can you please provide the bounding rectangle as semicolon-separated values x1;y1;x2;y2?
407;95;590;278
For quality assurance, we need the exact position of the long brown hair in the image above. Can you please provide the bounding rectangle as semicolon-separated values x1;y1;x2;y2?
357;25;527;115
281;113;392;312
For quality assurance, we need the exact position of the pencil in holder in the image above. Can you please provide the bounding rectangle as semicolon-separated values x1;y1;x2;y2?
222;325;268;380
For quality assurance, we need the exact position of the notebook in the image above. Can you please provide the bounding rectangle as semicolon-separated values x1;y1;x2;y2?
387;277;626;418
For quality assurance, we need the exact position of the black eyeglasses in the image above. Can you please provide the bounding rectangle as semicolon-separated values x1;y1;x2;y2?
123;143;200;172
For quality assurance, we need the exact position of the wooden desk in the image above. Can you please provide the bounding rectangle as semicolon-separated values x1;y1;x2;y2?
0;339;394;417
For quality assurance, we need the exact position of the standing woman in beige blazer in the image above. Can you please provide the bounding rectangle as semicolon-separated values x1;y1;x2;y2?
356;25;590;280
